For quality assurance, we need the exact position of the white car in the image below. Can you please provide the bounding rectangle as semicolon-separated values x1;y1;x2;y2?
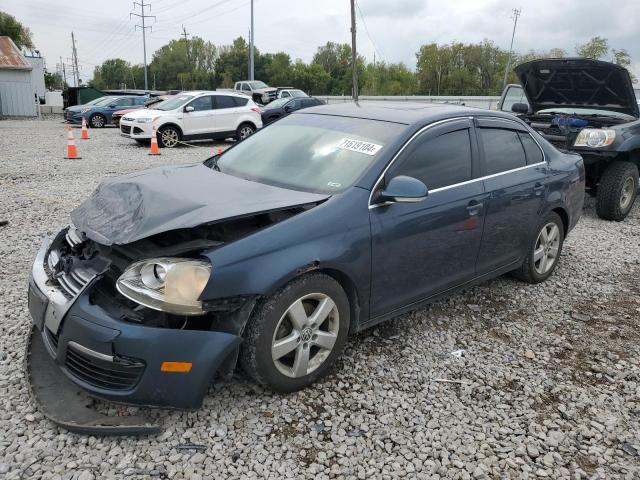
119;91;263;148
277;89;308;99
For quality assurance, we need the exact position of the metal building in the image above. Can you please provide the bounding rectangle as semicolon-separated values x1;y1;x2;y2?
0;36;37;117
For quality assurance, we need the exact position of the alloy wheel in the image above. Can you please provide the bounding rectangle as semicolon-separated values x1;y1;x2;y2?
239;126;254;140
271;293;339;378
90;115;104;128
160;128;179;148
620;176;635;210
533;222;560;275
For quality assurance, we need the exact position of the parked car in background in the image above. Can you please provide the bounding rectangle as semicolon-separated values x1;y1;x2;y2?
119;91;262;147
499;58;640;221
27;102;584;431
111;95;173;127
277;88;308;99
261;96;325;125
234;80;278;104
64;95;149;128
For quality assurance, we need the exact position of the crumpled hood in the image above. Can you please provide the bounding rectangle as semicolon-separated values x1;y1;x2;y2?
71;164;329;245
515;58;639;117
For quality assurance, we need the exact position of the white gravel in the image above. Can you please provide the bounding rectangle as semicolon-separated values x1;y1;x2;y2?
1;118;639;479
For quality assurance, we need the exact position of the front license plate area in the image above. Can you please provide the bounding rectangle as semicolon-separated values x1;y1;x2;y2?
28;281;49;331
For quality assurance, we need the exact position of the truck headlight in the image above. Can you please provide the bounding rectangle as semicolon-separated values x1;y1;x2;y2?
574;129;616;148
117;258;211;315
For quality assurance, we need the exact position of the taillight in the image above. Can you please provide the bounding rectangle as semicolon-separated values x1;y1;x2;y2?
251;107;262;113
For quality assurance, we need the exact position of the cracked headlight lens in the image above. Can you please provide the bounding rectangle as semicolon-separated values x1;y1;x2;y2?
574;129;616;148
117;258;211;315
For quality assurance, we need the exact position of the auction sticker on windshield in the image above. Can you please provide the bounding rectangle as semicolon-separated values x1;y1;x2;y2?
337;138;383;156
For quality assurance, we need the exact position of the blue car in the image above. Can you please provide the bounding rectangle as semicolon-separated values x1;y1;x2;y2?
64;95;149;128
27;102;585;433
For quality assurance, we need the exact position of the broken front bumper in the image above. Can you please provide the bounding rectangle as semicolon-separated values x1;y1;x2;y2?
27;237;243;421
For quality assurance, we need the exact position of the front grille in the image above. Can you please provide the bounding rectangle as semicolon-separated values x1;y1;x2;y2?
120;125;132;134
65;344;144;391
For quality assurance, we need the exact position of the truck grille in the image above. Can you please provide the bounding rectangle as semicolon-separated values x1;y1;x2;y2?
65;344;144;391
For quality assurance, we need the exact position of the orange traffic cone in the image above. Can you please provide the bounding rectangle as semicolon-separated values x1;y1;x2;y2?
64;126;81;159
81;116;90;140
149;125;161;156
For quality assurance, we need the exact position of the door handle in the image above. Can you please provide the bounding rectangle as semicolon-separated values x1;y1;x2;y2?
466;201;483;216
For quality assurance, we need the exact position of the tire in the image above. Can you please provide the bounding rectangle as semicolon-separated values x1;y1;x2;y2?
89;113;106;128
240;273;350;393
595;161;639;221
512;212;565;284
157;125;180;148
236;123;256;142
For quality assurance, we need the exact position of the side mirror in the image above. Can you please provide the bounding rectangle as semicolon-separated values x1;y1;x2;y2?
511;102;529;114
378;176;429;204
184;105;195;113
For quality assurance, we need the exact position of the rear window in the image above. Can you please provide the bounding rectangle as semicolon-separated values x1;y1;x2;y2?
215;96;236;109
233;96;248;106
480;128;527;175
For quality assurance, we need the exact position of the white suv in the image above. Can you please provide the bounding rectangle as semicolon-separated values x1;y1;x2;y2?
119;91;263;148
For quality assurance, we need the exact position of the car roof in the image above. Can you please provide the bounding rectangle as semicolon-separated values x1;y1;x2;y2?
296;101;517;125
185;90;251;99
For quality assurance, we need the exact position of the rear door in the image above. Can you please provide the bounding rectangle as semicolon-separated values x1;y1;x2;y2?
182;95;215;135
213;95;240;133
475;118;549;274
369;119;487;317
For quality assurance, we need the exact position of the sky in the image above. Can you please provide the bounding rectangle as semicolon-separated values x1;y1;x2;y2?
3;0;639;83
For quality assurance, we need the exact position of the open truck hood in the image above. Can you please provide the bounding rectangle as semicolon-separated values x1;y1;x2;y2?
515;58;639;117
71;164;328;245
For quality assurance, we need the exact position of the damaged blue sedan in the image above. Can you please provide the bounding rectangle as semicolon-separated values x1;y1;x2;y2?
27;102;585;433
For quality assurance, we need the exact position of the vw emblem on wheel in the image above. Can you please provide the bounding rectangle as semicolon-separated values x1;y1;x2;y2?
300;328;312;342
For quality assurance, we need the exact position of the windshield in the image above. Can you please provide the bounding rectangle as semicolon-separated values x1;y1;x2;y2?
264;98;290;110
249;81;268;89
217;114;405;194
154;95;194;111
84;97;113;107
537;108;634;120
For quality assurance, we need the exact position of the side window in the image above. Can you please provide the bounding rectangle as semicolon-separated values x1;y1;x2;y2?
500;86;528;113
215;95;237;109
188;96;213;111
242;83;251;92
518;132;544;165
135;97;148;105
115;98;130;106
480;128;527;175
390;129;473;190
288;99;303;110
232;96;248;106
281;91;290;98
302;98;317;107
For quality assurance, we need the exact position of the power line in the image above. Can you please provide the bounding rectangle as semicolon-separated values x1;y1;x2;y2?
355;0;383;64
502;8;521;89
131;0;156;91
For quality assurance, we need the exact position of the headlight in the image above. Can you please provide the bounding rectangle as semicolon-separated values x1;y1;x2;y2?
136;117;159;124
574;129;616;148
117;258;211;315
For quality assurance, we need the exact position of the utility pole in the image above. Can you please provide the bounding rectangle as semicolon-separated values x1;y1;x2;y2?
249;0;254;80
350;0;358;101
131;0;155;92
59;56;67;88
71;32;80;87
502;8;521;89
181;25;190;64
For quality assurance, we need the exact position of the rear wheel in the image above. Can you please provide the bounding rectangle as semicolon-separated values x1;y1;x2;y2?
89;113;106;128
240;273;350;393
236;123;255;141
158;125;180;148
595;161;639;221
512;212;564;284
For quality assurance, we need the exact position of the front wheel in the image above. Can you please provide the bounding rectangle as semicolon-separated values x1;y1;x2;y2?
240;273;350;393
511;212;565;284
157;125;180;148
595;161;639;221
89;113;106;128
236;123;255;142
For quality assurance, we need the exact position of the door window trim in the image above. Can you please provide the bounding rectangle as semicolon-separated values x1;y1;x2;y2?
369;116;547;209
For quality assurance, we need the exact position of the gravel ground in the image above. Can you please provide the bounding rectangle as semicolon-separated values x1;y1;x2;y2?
1;118;639;479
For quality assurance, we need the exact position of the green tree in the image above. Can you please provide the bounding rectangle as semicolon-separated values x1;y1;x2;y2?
44;70;65;90
289;61;330;94
361;61;417;96
312;42;365;95
0;11;34;50
89;58;133;89
214;37;250;87
150;36;217;90
576;36;609;59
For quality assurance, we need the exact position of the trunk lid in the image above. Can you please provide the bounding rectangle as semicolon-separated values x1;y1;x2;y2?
515;58;639;118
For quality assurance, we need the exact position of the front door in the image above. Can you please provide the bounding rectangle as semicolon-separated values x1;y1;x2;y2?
369;119;487;318
182;95;215;136
474;118;549;274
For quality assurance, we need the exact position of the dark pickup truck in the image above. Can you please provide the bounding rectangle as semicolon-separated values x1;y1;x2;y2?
499;58;639;221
